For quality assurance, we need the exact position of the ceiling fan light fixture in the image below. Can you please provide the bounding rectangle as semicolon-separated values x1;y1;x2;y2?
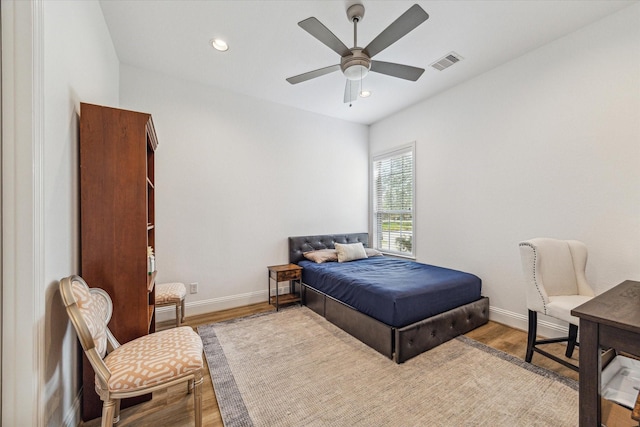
341;48;371;81
210;38;229;52
343;63;369;81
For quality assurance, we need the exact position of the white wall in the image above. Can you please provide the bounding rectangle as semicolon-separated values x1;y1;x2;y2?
370;4;640;335
119;65;369;317
42;1;119;425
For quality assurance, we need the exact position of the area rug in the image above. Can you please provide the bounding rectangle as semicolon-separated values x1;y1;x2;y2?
198;306;578;427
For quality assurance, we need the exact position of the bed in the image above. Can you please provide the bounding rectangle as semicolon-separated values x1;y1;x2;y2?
289;233;489;363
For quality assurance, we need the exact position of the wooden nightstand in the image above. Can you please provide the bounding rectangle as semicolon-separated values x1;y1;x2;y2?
267;264;303;311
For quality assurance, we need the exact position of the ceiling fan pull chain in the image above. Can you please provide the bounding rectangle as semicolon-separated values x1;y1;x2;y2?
347;80;353;107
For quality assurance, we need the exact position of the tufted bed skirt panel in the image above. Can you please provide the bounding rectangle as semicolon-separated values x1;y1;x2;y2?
395;297;490;363
325;295;395;359
303;283;489;363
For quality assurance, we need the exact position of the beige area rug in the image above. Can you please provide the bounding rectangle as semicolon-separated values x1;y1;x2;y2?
198;306;578;427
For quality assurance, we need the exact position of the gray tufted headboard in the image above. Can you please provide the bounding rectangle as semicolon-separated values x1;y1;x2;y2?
288;233;369;264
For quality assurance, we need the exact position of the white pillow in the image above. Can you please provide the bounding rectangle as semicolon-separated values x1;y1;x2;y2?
334;242;368;263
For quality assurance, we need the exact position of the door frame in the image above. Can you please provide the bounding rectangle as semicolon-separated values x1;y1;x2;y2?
1;0;45;425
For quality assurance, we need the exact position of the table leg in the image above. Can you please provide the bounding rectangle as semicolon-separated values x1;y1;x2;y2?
295;279;301;305
578;319;601;426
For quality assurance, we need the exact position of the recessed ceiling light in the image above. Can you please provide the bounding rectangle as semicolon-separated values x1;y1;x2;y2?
360;90;371;98
210;38;229;52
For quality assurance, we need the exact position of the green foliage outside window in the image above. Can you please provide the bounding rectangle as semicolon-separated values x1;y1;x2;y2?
373;148;414;255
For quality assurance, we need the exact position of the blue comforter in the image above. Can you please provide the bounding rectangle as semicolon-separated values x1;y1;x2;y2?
299;257;482;328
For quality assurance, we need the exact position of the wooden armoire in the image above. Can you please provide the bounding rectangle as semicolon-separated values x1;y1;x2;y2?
79;103;158;420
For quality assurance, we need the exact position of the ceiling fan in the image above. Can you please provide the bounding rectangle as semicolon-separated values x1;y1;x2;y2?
286;3;429;105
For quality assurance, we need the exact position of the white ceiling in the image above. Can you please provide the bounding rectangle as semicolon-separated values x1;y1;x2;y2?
99;0;636;125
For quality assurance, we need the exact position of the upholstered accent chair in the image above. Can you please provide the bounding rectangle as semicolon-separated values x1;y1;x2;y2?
156;282;187;327
519;238;596;371
59;275;203;427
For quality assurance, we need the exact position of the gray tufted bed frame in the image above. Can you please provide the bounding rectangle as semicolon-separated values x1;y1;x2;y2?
289;233;490;363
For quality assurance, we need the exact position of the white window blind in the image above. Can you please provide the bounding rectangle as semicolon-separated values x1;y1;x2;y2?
372;145;414;256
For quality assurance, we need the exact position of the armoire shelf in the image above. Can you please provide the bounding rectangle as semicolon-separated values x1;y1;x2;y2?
79;102;158;421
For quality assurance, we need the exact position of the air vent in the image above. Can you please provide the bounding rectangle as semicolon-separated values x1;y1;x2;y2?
430;52;463;71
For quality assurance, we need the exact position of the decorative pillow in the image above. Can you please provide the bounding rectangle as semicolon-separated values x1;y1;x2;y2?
335;242;368;263
365;248;383;257
303;249;338;263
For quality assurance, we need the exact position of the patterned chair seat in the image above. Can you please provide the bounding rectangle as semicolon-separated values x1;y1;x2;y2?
101;326;203;392
156;282;187;327
156;282;187;303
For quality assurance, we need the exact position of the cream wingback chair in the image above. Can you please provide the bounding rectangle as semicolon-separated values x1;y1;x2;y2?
59;275;204;427
519;238;595;371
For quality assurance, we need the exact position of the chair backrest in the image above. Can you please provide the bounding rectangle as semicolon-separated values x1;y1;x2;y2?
519;238;595;313
59;275;114;385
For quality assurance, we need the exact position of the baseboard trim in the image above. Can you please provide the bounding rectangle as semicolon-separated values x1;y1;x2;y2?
155;285;290;322
489;306;570;339
62;390;81;427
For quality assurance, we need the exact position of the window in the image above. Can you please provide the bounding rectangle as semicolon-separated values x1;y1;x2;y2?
372;144;415;257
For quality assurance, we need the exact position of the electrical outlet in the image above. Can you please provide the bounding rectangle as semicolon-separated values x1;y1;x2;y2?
189;282;198;294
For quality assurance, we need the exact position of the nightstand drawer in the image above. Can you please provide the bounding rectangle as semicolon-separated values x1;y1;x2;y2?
278;269;301;282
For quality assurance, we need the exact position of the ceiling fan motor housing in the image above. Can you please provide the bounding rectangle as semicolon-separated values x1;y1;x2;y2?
341;48;371;80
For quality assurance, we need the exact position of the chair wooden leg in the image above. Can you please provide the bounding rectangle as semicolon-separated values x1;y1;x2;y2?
566;323;578;358
175;302;181;327
187;378;194;394
193;375;203;427
181;298;186;323
101;399;117;427
525;310;537;363
113;399;121;424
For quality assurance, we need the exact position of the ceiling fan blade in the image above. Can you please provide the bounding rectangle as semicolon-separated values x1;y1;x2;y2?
344;80;360;104
299;17;351;57
286;64;341;85
371;60;425;81
364;4;429;58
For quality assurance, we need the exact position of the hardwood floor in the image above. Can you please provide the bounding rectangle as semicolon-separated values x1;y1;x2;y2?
81;302;578;426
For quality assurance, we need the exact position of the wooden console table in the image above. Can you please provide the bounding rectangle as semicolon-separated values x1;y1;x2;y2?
571;280;640;426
